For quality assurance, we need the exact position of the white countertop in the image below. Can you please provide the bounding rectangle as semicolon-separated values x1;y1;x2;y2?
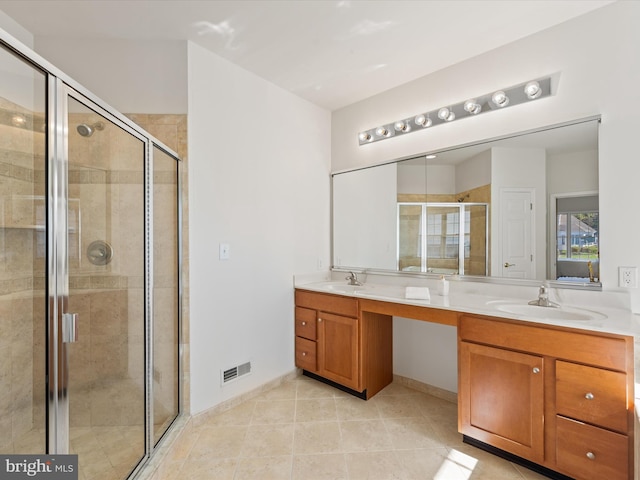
295;279;640;337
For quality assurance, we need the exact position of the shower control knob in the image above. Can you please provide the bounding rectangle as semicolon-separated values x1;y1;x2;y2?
87;240;113;265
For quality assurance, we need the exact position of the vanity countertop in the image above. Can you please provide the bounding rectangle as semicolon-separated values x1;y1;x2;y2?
295;280;640;338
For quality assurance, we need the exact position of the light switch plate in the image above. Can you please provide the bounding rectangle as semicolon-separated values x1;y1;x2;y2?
219;243;230;260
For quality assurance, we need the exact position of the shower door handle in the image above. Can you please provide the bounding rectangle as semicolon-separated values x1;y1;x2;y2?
62;313;79;343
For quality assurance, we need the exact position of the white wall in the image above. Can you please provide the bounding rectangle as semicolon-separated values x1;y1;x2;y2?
425;165;456;195
0;11;32;48
332;0;640;293
188;42;330;414
455;150;491;193
33;38;187;114
397;163;426;195
393;319;457;393
547;149;598;196
333;163;397;270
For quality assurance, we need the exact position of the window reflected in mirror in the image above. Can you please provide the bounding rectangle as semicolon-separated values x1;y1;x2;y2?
555;195;599;283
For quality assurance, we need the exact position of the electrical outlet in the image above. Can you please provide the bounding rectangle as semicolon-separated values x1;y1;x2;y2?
619;266;637;288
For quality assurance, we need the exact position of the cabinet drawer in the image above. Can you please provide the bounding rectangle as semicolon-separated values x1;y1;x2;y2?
295;336;317;371
295;307;317;340
556;416;628;480
556;361;627;433
459;315;629;371
295;290;358;317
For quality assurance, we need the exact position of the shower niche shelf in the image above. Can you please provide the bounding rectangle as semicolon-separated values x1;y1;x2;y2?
1;195;79;231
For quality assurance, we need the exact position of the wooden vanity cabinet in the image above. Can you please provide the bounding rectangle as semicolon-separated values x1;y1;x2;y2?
458;314;634;480
294;290;362;392
294;290;393;398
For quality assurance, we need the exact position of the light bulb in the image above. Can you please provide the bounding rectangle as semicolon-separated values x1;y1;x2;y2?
445;111;455;122
524;81;541;99
359;132;372;142
464;99;481;115
415;114;432;128
376;126;389;137
394;121;405;132
11;114;26;127
491;91;509;107
438;107;450;120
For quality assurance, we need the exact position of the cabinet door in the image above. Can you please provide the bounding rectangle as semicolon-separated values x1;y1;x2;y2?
459;341;544;462
317;311;360;391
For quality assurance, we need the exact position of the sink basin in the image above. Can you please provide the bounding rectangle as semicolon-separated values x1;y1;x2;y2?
492;303;606;321
323;283;405;299
325;284;367;293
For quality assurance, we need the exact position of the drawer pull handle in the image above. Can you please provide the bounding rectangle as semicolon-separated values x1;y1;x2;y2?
301;321;306;326
532;367;540;374
586;452;596;460
302;352;307;356
318;318;322;322
585;392;594;400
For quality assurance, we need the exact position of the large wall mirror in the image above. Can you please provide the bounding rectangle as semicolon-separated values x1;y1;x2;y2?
332;117;600;288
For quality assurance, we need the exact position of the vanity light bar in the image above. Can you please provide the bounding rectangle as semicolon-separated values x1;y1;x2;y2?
357;77;551;146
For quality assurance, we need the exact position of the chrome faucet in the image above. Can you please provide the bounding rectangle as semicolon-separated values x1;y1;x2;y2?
528;284;558;307
345;271;362;286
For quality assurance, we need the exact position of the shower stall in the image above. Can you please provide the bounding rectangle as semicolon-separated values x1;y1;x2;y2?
0;33;181;480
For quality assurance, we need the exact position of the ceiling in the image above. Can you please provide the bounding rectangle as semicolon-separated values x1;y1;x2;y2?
0;0;614;111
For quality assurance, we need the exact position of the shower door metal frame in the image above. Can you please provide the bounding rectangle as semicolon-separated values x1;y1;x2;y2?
397;202;489;276
49;80;155;461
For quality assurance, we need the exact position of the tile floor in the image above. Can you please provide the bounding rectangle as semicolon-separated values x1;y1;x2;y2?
149;376;549;479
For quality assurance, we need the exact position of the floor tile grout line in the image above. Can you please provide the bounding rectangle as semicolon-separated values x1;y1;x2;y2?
154;378;547;479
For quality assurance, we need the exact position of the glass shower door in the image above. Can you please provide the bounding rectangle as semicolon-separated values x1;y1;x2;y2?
64;94;146;479
0;41;47;456
152;146;179;445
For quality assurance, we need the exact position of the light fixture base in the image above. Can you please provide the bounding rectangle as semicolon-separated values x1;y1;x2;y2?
358;77;552;146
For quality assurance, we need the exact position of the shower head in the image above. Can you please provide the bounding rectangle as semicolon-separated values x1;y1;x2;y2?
76;121;104;137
